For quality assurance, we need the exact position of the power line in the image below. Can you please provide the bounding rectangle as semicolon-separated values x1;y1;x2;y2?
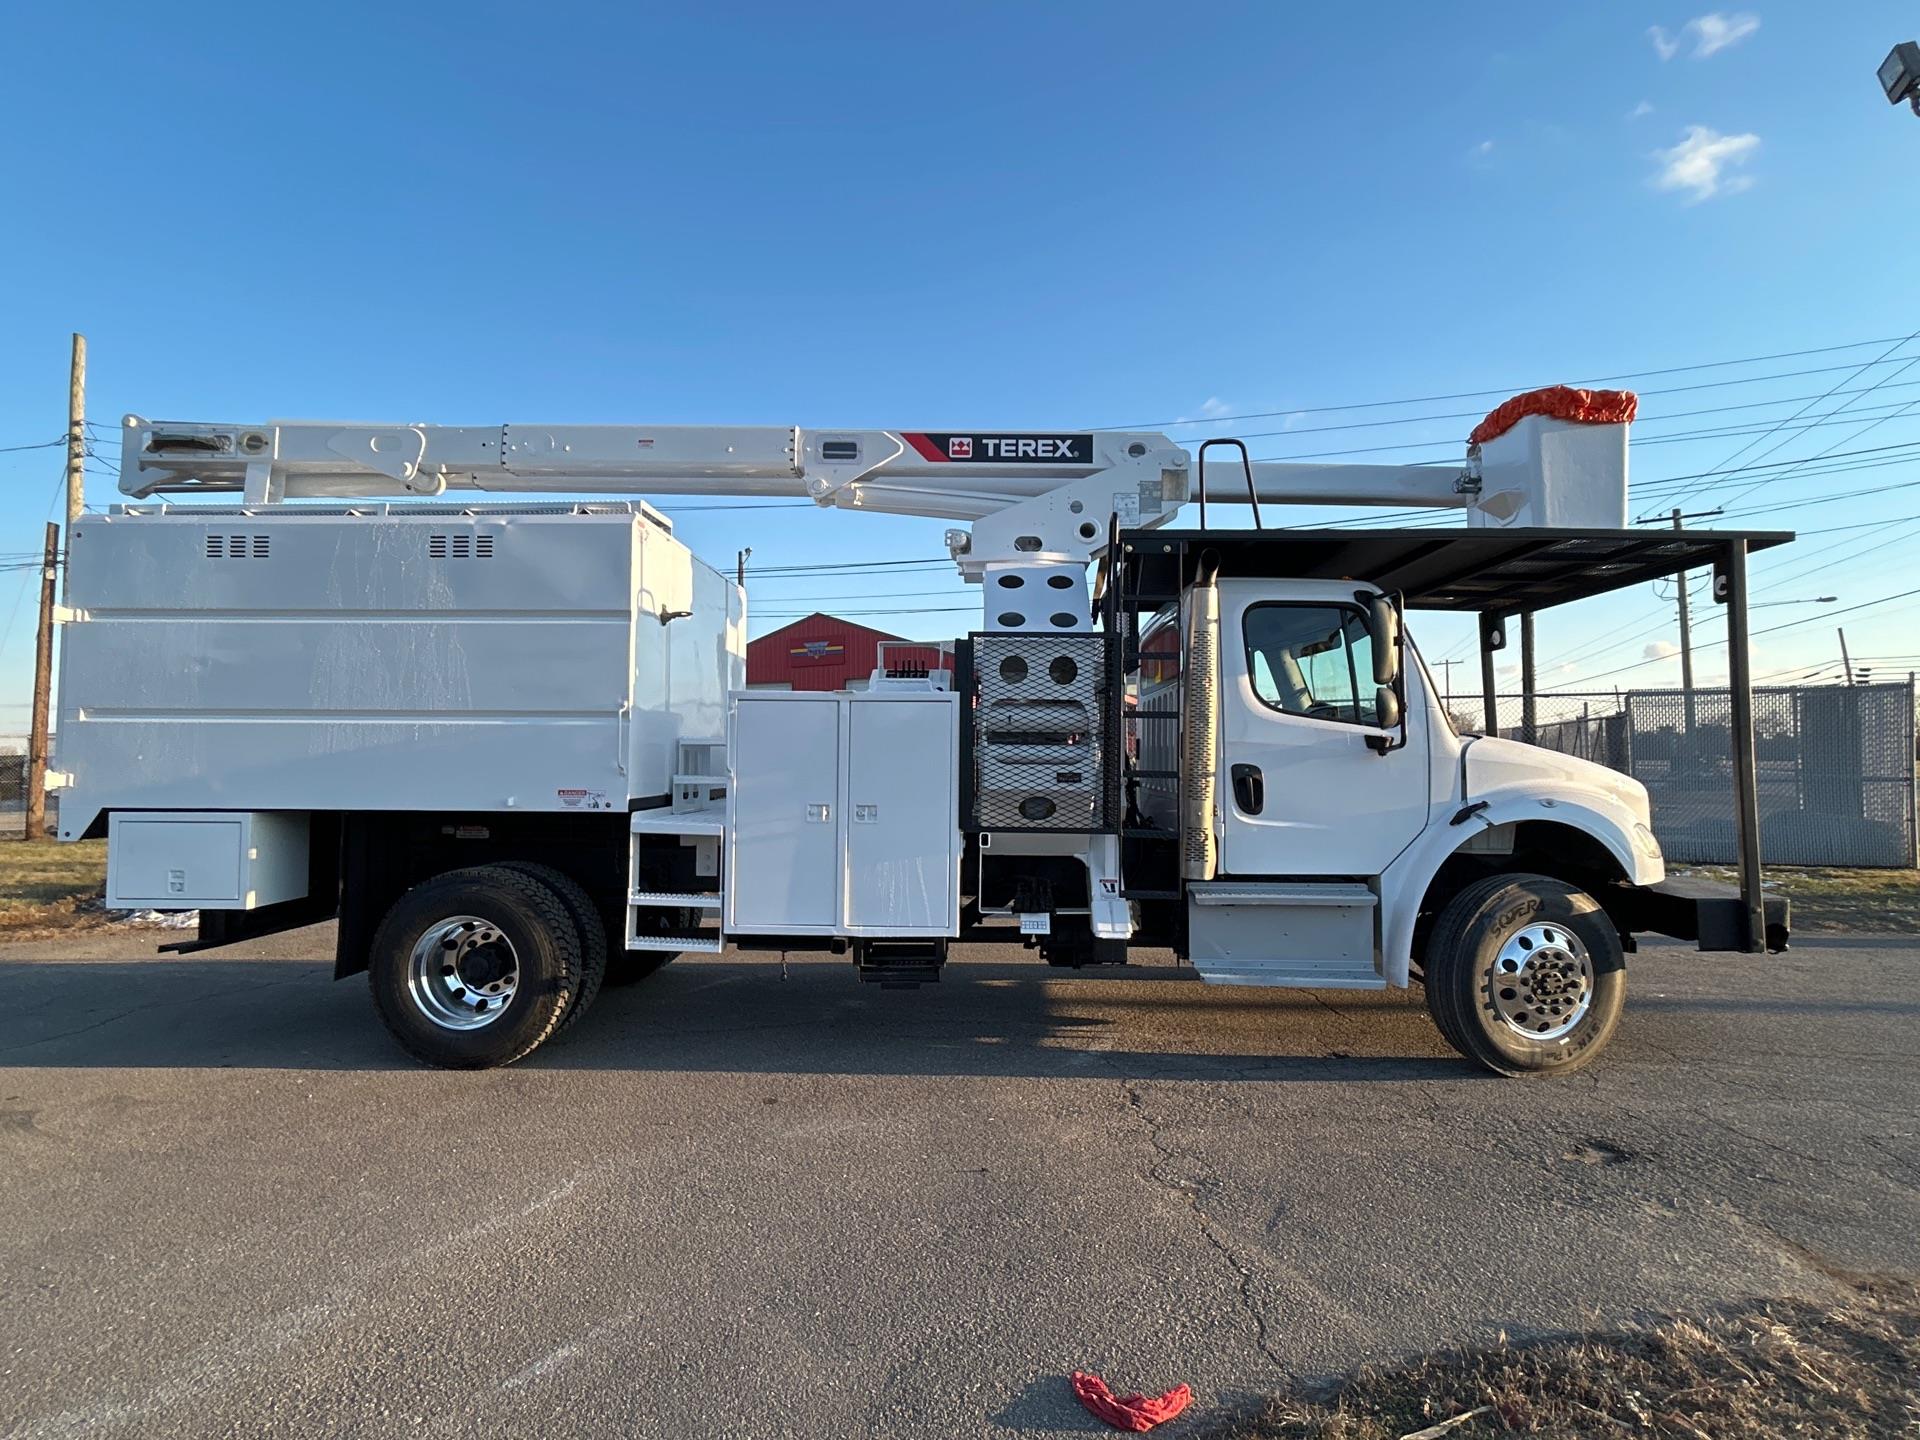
1705;391;1920;515
746;556;952;576
1545;582;1920;691
1096;334;1917;431
750;604;977;618
1242;402;1920;466
1213;374;1920;447
1632;439;1920;494
1659;329;1920;510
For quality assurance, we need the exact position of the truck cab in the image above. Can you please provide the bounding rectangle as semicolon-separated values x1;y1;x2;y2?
1088;525;1791;1075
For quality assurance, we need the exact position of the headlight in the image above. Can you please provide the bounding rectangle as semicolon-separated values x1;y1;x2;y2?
1632;822;1663;860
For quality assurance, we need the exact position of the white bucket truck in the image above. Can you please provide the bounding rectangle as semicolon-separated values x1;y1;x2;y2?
54;394;1788;1072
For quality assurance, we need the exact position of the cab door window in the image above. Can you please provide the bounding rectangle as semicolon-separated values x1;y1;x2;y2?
1243;604;1378;726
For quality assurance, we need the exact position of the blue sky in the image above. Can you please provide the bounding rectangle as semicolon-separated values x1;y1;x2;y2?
3;2;1919;730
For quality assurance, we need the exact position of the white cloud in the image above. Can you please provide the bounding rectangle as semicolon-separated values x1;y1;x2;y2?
1198;397;1232;419
1643;640;1681;661
1629;99;1655;120
1690;11;1760;56
1651;125;1760;202
1650;12;1760;61
1473;138;1495;156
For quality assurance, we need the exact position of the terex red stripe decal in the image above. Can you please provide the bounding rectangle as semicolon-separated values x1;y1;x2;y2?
902;432;948;462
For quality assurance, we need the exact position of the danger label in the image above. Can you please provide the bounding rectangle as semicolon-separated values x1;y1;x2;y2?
557;788;612;811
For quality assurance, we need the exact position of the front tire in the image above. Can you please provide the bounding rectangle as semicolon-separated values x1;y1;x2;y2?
1423;873;1625;1077
368;865;582;1069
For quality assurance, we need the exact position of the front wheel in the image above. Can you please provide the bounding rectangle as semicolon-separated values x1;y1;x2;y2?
1423;873;1625;1077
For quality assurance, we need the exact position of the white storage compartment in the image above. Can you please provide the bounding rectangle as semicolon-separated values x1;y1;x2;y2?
728;695;842;931
846;700;958;930
106;811;310;911
725;690;959;937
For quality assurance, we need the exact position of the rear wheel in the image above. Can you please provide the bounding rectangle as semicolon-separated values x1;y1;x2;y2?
496;861;608;1038
369;865;582;1069
1423;873;1625;1077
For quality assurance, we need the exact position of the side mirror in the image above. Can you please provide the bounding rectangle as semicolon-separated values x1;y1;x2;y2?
1364;592;1401;685
1365;685;1405;755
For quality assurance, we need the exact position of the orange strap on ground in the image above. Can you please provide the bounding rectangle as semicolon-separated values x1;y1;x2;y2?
1468;385;1638;447
1071;1371;1194;1431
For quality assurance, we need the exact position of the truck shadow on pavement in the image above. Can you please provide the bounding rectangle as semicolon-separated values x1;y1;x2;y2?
0;952;1485;1080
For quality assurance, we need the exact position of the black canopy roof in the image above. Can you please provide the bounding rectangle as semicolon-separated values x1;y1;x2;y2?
1111;526;1794;615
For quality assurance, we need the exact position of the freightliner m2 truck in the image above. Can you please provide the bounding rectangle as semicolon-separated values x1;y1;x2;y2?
53;391;1788;1073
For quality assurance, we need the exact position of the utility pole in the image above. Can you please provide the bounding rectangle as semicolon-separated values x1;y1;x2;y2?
63;334;85;598
24;523;58;842
1433;657;1459;711
736;546;750;590
1672;509;1697;735
1839;627;1855;686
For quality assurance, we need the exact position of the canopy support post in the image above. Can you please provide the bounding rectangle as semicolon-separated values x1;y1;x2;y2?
1520;611;1538;746
1478;612;1503;735
1722;538;1766;952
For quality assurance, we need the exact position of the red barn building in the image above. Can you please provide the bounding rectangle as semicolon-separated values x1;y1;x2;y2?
747;612;951;691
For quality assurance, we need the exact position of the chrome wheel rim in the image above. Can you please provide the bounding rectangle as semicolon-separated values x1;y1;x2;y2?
407;916;519;1031
1488;922;1593;1041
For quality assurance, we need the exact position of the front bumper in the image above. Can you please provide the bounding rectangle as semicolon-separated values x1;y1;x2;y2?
1617;877;1790;954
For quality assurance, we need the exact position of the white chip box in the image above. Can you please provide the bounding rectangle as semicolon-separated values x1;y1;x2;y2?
106;811;310;911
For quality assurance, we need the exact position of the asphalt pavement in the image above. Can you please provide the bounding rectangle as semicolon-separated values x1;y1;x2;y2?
1;924;1915;1438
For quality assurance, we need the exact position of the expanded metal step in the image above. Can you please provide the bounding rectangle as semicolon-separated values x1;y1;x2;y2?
628;891;723;909
627;934;724;954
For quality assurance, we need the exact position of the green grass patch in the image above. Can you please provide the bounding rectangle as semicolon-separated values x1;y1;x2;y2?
0;838;107;930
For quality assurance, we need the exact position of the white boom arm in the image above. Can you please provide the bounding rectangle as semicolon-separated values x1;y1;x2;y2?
116;413;1627;604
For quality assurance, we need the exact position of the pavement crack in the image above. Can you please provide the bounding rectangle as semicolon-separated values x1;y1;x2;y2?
1121;1079;1286;1370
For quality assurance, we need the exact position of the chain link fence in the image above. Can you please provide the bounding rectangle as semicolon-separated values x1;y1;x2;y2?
0;748;26;839
0;749;24;814
1459;683;1918;867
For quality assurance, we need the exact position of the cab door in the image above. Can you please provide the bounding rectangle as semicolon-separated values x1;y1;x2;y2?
1217;580;1427;877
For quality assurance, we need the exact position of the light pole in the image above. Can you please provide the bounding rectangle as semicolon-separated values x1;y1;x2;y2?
1880;41;1920;114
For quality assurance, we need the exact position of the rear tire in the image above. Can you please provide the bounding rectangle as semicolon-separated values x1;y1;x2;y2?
496;862;608;1038
368;865;582;1069
1423;873;1625;1077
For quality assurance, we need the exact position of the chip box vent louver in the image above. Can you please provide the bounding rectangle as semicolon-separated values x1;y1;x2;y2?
205;534;270;559
429;533;495;559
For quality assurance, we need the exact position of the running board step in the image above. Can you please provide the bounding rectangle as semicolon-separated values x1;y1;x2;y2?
1186;881;1383;989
